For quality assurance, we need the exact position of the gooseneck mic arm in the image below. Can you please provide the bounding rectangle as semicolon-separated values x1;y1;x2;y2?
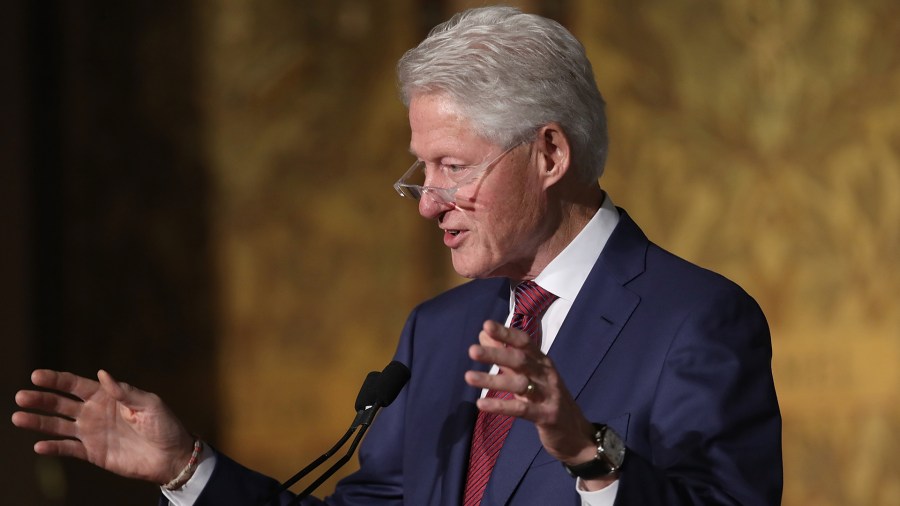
286;361;411;506
258;370;381;506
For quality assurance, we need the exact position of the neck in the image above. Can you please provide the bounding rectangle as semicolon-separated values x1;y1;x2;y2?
513;184;604;281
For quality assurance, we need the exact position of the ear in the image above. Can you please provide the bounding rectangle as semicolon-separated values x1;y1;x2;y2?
533;122;571;190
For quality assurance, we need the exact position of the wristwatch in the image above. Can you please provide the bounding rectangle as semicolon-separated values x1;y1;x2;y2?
563;423;626;479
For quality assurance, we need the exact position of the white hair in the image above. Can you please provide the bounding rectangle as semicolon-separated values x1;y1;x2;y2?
397;6;608;182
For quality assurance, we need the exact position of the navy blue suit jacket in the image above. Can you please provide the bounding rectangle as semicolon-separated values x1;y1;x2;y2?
180;210;782;505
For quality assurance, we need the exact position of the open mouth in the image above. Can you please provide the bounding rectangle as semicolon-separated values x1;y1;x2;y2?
448;230;460;237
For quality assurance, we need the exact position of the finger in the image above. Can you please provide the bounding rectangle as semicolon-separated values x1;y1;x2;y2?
476;395;530;419
11;410;79;439
31;370;99;401
34;439;88;461
477;320;507;348
479;320;531;349
14;390;84;419
97;369;128;401
97;369;151;408
465;370;531;396
469;344;530;373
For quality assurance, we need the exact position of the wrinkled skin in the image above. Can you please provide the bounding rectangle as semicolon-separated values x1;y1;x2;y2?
12;369;194;484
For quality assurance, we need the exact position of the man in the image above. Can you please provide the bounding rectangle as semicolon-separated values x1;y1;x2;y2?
13;6;782;505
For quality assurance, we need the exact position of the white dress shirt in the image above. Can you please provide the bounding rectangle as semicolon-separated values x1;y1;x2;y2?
491;194;621;506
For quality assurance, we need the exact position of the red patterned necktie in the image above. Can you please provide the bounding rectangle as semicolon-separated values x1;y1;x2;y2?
462;281;558;506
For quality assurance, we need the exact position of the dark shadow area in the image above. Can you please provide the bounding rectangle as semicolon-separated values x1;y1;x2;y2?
2;1;220;503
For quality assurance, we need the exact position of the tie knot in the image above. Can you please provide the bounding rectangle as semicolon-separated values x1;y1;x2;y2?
513;281;558;317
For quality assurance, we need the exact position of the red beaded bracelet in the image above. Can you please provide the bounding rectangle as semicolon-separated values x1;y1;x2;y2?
162;438;203;491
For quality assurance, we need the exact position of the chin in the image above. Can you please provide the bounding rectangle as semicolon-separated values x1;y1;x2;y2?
450;265;483;279
450;255;490;279
451;254;504;280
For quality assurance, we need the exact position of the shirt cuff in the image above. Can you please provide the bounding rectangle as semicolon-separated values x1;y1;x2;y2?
575;477;620;506
161;443;217;506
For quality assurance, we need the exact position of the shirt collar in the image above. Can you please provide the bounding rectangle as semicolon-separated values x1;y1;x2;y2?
524;193;620;302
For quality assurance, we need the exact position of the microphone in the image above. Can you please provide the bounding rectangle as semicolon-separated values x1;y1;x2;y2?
286;361;410;505
375;361;411;406
259;370;382;506
356;371;380;410
350;371;381;429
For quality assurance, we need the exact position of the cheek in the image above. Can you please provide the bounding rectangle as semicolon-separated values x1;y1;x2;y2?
467;161;543;248
479;195;541;248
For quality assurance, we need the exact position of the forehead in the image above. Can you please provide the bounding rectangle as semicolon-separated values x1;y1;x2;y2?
408;93;492;158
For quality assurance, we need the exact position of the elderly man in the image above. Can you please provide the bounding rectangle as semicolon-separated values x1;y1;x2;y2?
13;6;782;505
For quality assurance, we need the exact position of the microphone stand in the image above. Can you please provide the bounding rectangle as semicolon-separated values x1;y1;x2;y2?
262;418;358;502
286;406;379;505
257;373;380;506
259;362;409;505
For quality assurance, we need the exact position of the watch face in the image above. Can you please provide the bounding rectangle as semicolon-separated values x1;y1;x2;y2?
601;427;626;467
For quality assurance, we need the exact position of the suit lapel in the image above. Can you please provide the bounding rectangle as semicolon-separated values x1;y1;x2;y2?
482;210;647;505
409;279;510;505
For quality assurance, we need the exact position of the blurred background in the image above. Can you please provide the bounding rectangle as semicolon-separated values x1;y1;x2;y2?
2;0;897;504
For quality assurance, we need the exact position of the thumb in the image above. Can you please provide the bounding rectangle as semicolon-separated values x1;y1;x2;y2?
97;369;148;408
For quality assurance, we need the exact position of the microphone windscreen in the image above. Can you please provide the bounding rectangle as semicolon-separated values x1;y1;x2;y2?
376;361;411;407
355;371;381;411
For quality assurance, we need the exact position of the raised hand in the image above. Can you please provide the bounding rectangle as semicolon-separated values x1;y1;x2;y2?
465;320;616;490
12;369;195;485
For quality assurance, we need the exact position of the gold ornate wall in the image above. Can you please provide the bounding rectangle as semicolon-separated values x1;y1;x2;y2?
196;1;899;503
571;1;899;503
195;0;424;496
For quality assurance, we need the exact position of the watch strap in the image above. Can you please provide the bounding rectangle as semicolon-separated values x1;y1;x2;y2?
563;423;624;479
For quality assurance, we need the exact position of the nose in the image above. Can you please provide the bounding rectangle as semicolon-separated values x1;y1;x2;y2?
418;192;454;219
417;166;455;218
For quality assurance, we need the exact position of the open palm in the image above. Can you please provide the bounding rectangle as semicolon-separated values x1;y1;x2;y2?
12;369;194;484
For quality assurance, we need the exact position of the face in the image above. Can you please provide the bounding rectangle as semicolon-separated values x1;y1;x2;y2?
408;93;554;279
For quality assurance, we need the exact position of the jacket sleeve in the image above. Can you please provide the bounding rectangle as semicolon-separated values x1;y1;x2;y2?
615;285;782;505
193;450;320;506
164;310;418;506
